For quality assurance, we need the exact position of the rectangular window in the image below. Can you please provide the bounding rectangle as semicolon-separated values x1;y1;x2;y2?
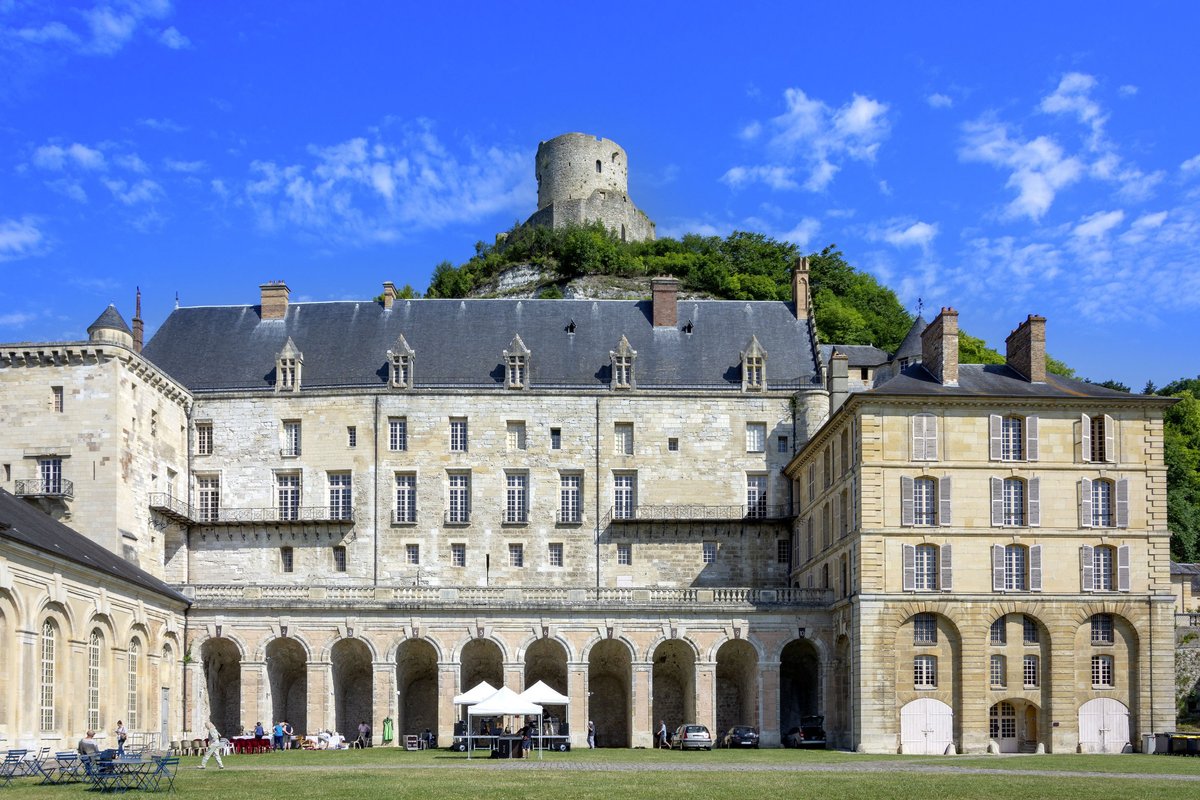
1005;545;1027;591
333;545;347;572
505;473;529;524
559;473;581;523
1091;655;1114;688
615;423;634;455
197;475;220;522
389;418;408;451
550;428;562;450
1003;479;1025;526
328;473;352;520
448;473;470;524
450;418;468;452
1023;655;1039;688
823;447;832;488
282;421;302;457
745;356;764;388
52;385;64;412
914;655;937;689
1093;546;1114;590
777;539;791;565
778;435;789;454
613;355;632;388
913;478;936;526
1091;613;1114;644
507;421;527;451
914;544;938;591
913;614;937;644
406;543;420;565
746;423;766;453
508;543;524;567
395;473;417;523
281;546;294;573
1091;480;1113;527
1023;615;1039;644
617;542;632;566
549;542;564;567
277;473;301;521
702;542;717;564
87;632;100;731
990;654;1006;688
668;437;679;452
196;422;213;455
613;473;636;519
347;426;357;448
990;617;1007;645
1001;417;1024;461
746;474;768;518
451;543;466;567
1090;414;1108;462
39;457;63;494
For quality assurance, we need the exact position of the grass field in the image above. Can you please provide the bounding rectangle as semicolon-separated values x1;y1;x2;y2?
6;747;1200;800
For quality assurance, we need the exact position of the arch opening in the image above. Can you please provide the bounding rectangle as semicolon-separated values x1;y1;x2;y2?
525;638;569;729
200;637;242;739
779;638;820;736
715;639;758;739
331;638;372;739
652;639;695;737
265;637;307;735
588;640;631;747
396;639;438;739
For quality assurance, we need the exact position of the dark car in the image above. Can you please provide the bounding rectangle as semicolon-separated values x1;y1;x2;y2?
721;726;759;748
782;716;826;749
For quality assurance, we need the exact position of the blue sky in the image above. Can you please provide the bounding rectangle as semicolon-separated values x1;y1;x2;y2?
2;1;1199;389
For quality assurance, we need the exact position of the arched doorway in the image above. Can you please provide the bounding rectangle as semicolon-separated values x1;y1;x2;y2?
900;698;953;754
331;638;372;738
396;639;438;739
265;637;307;735
779;639;820;736
460;639;503;692
1078;698;1130;753
588;639;631;747
830;635;852;748
989;701;1018;752
525;638;569;733
200;638;241;739
652;639;695;735
715;639;758;738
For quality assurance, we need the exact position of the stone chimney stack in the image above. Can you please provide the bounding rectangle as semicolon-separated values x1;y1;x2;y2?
1005;314;1046;383
829;350;849;414
382;281;397;309
792;257;811;320
921;307;959;386
651;276;680;328
260;281;290;320
132;286;143;354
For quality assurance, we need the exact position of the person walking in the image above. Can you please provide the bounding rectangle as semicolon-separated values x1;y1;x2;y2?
114;721;128;756
198;721;225;769
658;720;669;749
586;720;595;749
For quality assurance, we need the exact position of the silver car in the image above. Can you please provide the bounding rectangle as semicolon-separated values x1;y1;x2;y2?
671;724;713;751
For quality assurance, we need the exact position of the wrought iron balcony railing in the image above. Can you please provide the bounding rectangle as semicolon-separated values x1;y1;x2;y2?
606;503;797;524
15;478;74;499
148;493;353;526
556;509;582;524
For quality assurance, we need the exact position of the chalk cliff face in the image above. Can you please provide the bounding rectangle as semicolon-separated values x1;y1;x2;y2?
470;266;716;301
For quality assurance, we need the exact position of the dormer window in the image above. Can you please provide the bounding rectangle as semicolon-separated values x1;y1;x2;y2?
275;337;303;393
504;334;530;390
741;335;767;391
387;334;415;390
610;335;637;390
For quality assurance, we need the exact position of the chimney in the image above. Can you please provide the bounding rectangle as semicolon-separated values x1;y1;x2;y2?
792;257;811;320
132;286;144;354
921;307;959;386
1005;314;1046;383
651;276;680;328
829;350;848;414
260;281;290;320
382;281;397;309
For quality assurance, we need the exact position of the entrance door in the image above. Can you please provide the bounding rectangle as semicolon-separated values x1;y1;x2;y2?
1024;705;1038;747
160;688;170;748
1078;698;1130;753
900;698;954;754
989;702;1018;752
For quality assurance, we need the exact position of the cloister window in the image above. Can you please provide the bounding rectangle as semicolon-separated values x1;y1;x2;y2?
41;621;56;731
127;639;140;729
990;654;1006;688
88;630;102;731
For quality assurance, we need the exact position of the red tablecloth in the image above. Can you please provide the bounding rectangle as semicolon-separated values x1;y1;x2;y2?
231;736;272;754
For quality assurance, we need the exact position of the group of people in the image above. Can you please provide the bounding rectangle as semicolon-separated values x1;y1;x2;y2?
73;720;132;759
249;720;296;751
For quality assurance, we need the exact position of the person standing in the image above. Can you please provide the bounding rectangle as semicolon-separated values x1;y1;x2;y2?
114;721;128;756
658;720;669;749
282;720;294;749
198;721;225;770
272;721;284;751
586;720;595;749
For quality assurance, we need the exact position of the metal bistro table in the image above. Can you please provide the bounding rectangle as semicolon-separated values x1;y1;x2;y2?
103;757;155;792
38;752;82;785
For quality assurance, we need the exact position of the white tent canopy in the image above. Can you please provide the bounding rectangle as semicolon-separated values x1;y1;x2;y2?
453;681;498;706
519;680;570;706
468;686;543;717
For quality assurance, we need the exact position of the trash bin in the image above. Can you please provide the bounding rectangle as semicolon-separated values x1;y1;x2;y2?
1156;733;1171;754
1143;733;1156;754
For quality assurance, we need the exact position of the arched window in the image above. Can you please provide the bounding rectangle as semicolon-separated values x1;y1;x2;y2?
1090;613;1114;644
1003;478;1025;526
595;159;602;173
1004;544;1028;591
1093;545;1115;590
41;620;56;731
1091;479;1113;527
990;616;1006;645
127;638;140;729
914;544;938;590
88;629;103;731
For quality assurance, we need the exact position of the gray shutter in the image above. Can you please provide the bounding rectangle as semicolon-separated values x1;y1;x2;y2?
989;414;1002;460
1081;413;1092;462
1104;414;1116;463
833;500;841;540
1080;478;1093;528
928;415;938;461
902;543;915;591
992;544;1005;591
1080;545;1094;592
991;477;1004;526
850;477;857;531
1029;544;1043;591
940;543;953;592
1117;544;1131;591
1116;477;1130;528
901;476;915;526
1028;477;1040;527
912;415;925;461
1026;415;1039;461
938;476;952;526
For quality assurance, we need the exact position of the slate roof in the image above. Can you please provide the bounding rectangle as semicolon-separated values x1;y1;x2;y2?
142;298;820;392
1171;562;1200;577
819;344;890;367
87;304;132;335
0;489;190;604
892;315;927;361
869;363;1148;399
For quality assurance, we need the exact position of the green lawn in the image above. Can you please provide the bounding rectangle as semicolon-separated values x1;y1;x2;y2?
6;748;1200;800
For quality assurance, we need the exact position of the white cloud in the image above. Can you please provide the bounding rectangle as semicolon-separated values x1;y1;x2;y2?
32;142;107;171
875;219;939;250
115;153;149;173
0;216;48;262
1182;154;1200;175
738;121;762;141
159;26;190;49
720;165;799;191
163;158;205;173
138;117;186;133
926;93;953;109
0;311;39;327
102;178;163;205
1072;209;1125;240
775;217;821;248
878;179;892;196
45;178;89;203
7;0;183;57
959;119;1084;221
15;21;80;45
1039;72;1108;149
1118;84;1138;97
210;179;229;198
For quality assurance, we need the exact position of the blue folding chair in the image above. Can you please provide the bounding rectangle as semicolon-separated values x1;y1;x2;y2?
1;750;27;787
143;756;180;794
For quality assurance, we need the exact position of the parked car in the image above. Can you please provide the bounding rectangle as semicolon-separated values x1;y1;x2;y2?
721;725;760;748
671;724;713;750
782;716;826;749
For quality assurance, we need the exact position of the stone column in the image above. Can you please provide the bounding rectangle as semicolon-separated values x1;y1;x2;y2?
695;660;717;739
759;661;781;747
567;661;588;749
66;636;86;743
959;642;989;754
240;660;265;735
1048;629;1078;754
307;661;331;734
437;662;459;746
183;658;205;739
372;661;396;746
631;662;653;748
503;662;525;692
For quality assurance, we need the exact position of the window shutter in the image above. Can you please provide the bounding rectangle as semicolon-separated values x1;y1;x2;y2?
1029;544;1043;591
1026;415;1039;461
1080;545;1094;592
926;415;938;461
1081;413;1092;462
833;500;841;540
1080;478;1093;528
938;476;952;526
989;414;1002;460
901;476;915;526
912;415;925;461
850;477;857;531
1028;477;1041;527
940;543;953;592
990;477;1004;526
902;543;916;591
1117;544;1131;591
992;544;1005;591
1116;478;1130;528
1104;414;1116;463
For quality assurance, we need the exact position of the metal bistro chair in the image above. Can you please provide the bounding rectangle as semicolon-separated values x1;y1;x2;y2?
1;750;29;788
18;746;49;777
143;756;180;794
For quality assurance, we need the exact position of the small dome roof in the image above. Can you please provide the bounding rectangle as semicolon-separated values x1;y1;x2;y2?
87;304;132;336
893;315;927;361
